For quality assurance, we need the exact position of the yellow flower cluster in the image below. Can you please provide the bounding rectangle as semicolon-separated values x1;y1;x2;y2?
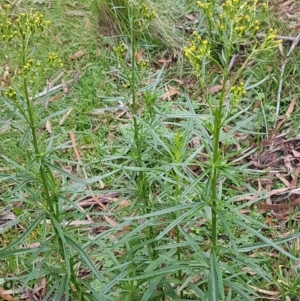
184;32;211;76
0;6;51;42
137;60;148;71
265;28;278;41
1;6;64;97
196;0;280;49
231;82;246;93
0;5;18;41
113;41;127;62
184;32;211;60
217;0;261;38
5;86;17;100
48;52;63;68
197;1;211;10
140;4;156;21
17;58;40;83
222;0;241;16
18;59;41;81
262;28;282;49
20;58;35;79
113;41;126;54
135;4;156;30
17;9;51;38
231;82;246;105
15;53;62;83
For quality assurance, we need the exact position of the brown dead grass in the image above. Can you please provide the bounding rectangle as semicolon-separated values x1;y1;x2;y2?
271;0;300;32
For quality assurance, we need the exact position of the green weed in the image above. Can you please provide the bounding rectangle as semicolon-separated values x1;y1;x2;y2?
1;0;300;300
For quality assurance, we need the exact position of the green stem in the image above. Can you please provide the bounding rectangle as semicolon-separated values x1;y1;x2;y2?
130;33;140;162
210;20;234;249
129;7;156;262
174;171;183;298
210;80;226;249
21;38;62;251
21;41;51;205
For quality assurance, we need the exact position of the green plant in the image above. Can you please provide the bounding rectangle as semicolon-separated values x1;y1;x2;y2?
0;6;112;300
89;0;300;299
2;0;300;299
182;0;300;299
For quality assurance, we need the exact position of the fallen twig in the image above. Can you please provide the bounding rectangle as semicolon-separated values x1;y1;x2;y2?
255;33;300;43
30;72;79;101
176;25;300;44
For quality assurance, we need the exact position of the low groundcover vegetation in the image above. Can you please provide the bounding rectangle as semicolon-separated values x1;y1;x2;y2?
1;0;300;300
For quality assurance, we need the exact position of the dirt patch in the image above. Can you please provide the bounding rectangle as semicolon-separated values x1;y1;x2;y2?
272;0;300;32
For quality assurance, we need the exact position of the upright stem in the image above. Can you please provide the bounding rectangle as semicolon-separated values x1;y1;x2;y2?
21;38;63;255
174;173;183;299
21;39;52;211
129;9;156;261
130;32;140;163
210;22;233;250
210;78;227;249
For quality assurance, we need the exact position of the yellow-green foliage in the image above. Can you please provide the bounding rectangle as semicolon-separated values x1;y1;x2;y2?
184;0;282;106
0;5;50;41
0;5;62;96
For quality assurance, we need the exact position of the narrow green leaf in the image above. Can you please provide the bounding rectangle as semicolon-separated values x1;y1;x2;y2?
164;282;182;299
41;283;56;301
0;154;24;169
45;162;119;185
224;279;256;300
48;215;71;284
238;231;300;252
209;251;221;301
218;211;238;254
235;220;299;261
124;203;195;220
155;205;200;240
52;277;67;301
65;236;105;282
0;214;44;256
246;74;270;89
97;270;128;295
140;276;163;301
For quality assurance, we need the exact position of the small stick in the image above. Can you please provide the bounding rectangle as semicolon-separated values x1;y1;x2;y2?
255;33;300;43
176;25;300;44
29;72;79;100
228;53;238;72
